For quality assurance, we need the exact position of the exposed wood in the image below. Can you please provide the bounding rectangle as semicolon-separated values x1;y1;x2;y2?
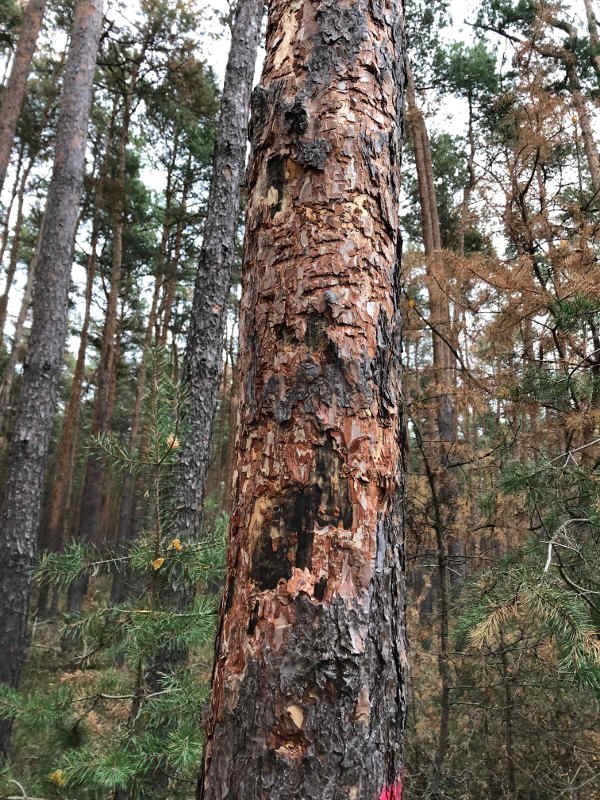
198;1;407;797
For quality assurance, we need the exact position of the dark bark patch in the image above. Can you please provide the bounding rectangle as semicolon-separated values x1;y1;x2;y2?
294;138;332;170
224;577;235;612
250;444;352;590
246;330;258;416
369;0;385;22
373;307;397;421
250;526;293;590
264;324;373;421
266;155;285;217
248;601;260;635
249;85;270;146
307;0;369;93
314;576;327;601
284;99;309;135
304;312;327;350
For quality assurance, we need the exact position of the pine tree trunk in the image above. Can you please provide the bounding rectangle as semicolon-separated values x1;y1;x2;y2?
38;206;100;614
0;142;24;266
405;60;455;787
0;159;33;349
157;175;189;348
0;0;47;194
175;0;264;542
69;93;132;613
583;0;600;83
198;1;406;797
0;224;40;427
110;275;161;604
566;56;600;194
0;0;103;760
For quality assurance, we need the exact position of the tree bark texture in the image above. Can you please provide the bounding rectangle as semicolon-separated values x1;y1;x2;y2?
198;2;406;798
0;0;47;195
0;159;32;347
0;144;24;266
41;208;100;569
0;229;38;427
0;0;103;760
175;0;264;542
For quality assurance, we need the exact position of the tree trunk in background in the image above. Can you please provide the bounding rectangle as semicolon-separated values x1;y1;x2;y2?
0;159;33;348
0;230;38;426
37;206;101;616
174;0;263;543
566;56;600;194
110;275;161;604
0;0;103;760
0;142;24;265
0;0;47;195
583;0;600;83
198;1;406;797
157;174;189;348
68;89;133;614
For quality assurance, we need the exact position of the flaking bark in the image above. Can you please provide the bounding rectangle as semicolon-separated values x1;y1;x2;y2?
0;0;103;759
198;2;407;798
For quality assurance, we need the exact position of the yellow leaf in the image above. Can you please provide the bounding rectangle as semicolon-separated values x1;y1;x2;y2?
48;769;67;787
168;538;182;551
152;557;165;571
166;433;179;450
408;298;415;307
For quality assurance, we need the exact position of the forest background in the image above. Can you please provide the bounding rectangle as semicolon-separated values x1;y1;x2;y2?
0;0;599;798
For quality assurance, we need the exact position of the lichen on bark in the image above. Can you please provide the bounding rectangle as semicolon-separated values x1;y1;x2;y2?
198;1;407;797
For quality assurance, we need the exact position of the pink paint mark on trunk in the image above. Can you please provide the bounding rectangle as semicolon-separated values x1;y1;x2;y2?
379;776;403;800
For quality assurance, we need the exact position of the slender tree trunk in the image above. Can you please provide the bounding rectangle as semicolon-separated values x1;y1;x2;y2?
583;0;600;82
0;0;47;194
157;175;189;348
38;204;101;617
174;0;263;543
0;159;33;347
405;57;455;789
198;1;406;797
0;229;38;423
566;56;600;193
69;88;133;613
0;142;24;264
110;275;161;604
141;0;265;758
224;334;239;515
0;0;103;760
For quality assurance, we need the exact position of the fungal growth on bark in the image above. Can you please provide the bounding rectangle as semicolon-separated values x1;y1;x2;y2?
198;1;407;797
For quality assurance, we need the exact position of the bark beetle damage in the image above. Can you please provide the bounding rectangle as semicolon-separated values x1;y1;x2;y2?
250;440;353;590
199;1;406;797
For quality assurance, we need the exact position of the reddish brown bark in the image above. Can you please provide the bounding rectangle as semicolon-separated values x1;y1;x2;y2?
42;207;100;558
0;0;47;194
198;1;406;797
